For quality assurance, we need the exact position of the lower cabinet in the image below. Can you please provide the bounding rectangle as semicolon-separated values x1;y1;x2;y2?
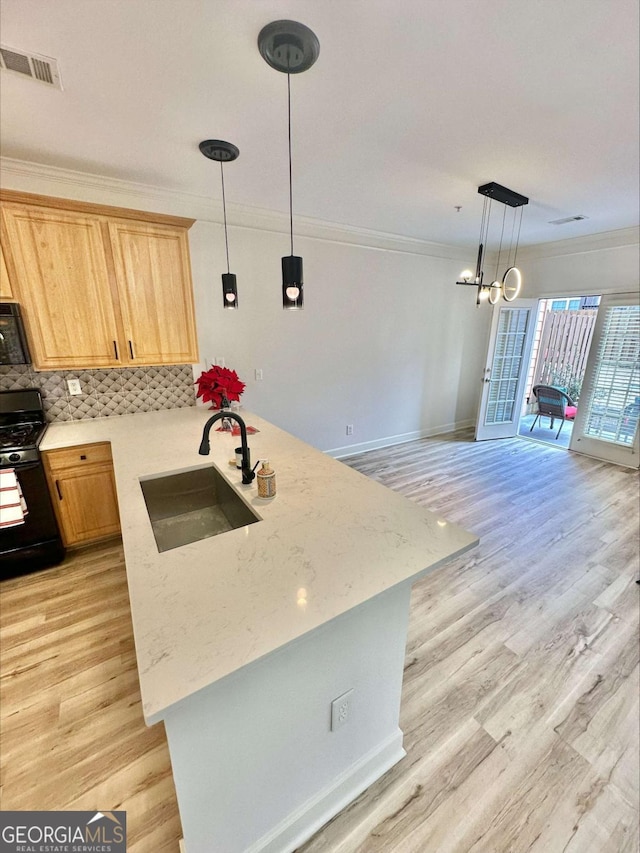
43;442;121;547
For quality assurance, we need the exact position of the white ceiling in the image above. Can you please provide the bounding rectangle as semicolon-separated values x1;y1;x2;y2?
0;0;638;248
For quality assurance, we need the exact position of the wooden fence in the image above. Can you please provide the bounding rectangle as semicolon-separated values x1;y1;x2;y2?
531;309;597;401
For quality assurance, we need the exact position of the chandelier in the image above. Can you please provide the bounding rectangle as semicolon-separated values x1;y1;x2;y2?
456;182;528;305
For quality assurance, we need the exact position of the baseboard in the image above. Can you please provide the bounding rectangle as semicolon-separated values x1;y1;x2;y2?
326;419;474;459
245;730;406;853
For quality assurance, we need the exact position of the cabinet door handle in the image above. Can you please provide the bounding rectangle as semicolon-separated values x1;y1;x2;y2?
128;340;134;359
55;479;63;500
113;340;119;360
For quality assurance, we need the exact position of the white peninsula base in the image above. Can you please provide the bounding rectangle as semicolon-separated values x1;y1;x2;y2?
41;409;477;852
166;583;412;853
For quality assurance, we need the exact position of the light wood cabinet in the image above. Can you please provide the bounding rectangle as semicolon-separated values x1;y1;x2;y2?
0;243;13;299
43;442;121;547
2;205;123;368
108;220;199;365
0;191;199;370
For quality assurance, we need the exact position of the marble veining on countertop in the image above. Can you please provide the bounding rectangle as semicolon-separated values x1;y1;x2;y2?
41;407;478;724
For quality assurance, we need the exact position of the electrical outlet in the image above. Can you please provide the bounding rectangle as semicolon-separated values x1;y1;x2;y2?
330;689;354;731
216;356;226;367
67;378;82;396
346;424;354;436
255;369;263;381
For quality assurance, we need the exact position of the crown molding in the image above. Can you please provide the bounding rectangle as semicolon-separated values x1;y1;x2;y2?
0;156;469;261
0;156;194;211
6;156;632;262
517;226;639;260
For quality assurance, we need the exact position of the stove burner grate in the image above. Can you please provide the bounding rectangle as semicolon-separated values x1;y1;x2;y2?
0;423;45;450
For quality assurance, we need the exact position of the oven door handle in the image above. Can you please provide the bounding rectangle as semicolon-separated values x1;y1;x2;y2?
2;461;42;474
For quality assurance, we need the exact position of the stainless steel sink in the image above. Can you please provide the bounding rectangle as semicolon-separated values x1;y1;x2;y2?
140;465;260;552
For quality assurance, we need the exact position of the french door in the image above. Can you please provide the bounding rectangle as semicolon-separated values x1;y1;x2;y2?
569;292;639;468
475;300;538;440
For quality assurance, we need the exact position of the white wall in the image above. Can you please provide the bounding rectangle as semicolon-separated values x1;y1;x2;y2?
2;159;490;453
518;227;640;298
190;221;488;451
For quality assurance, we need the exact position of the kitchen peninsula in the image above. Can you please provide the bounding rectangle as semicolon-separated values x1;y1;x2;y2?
41;407;477;853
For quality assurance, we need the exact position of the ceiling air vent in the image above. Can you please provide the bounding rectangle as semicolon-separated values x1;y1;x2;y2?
0;45;63;89
548;215;589;225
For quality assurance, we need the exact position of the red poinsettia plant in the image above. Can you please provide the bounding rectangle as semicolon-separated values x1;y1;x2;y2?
195;366;246;410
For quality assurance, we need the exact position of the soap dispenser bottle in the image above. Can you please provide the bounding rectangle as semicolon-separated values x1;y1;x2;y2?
256;460;276;498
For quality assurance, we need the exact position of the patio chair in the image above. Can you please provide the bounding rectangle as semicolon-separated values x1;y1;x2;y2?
530;384;576;440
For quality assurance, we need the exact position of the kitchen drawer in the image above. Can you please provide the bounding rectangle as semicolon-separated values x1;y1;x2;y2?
44;441;113;472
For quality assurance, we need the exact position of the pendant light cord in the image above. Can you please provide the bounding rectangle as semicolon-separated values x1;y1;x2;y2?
513;206;523;267
507;207;517;268
478;196;488;247
287;69;294;256
476;196;488;281
220;161;231;274
495;205;507;279
481;198;493;283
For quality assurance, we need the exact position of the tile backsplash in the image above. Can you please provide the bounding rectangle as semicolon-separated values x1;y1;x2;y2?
0;364;196;422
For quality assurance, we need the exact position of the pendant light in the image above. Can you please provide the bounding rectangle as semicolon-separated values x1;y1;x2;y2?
199;139;240;309
258;20;320;309
456;182;528;306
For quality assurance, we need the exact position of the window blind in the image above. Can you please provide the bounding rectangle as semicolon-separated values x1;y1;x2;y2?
583;305;639;446
485;308;529;425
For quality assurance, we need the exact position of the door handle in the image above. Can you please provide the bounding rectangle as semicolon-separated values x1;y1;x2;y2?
113;340;119;360
128;340;135;359
55;479;63;500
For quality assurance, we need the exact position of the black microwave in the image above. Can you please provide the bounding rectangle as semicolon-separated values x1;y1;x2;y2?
0;303;32;365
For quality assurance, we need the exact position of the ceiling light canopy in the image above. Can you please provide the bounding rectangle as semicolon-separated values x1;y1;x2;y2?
258;20;320;74
258;21;320;309
200;139;240;309
456;182;528;306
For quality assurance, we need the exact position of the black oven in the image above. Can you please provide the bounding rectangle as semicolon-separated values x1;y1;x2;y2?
0;389;65;578
0;461;65;576
0;303;31;365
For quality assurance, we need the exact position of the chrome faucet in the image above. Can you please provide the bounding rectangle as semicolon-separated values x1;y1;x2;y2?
198;404;255;484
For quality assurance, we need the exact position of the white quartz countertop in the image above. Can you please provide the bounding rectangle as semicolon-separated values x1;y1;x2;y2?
42;407;478;724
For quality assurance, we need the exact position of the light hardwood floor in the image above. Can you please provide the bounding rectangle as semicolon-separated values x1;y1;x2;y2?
0;541;182;852
1;432;638;853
